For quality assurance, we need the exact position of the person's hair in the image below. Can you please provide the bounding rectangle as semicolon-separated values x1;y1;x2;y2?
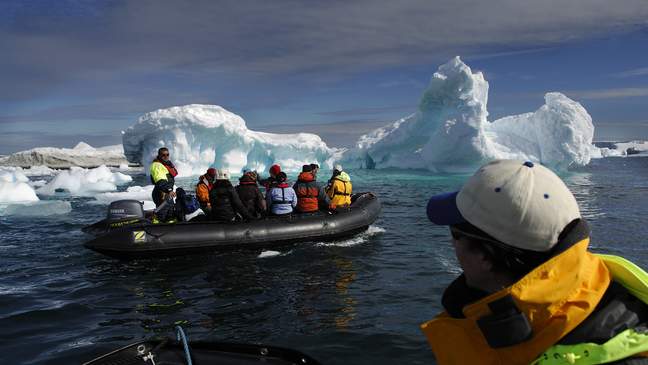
277;171;287;182
310;163;319;170
450;222;559;278
157;147;169;157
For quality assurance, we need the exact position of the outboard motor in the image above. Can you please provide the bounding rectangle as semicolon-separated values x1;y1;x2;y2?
107;200;145;228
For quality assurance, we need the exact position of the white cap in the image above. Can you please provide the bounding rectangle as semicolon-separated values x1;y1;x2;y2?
216;168;230;180
427;159;581;252
334;164;343;172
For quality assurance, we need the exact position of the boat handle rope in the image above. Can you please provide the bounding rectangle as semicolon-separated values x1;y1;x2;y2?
175;325;193;365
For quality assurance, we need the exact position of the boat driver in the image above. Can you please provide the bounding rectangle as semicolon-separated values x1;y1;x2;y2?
150;147;178;207
422;159;648;365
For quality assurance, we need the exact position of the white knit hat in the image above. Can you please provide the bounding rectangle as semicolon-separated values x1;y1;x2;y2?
216;168;230;180
427;160;581;252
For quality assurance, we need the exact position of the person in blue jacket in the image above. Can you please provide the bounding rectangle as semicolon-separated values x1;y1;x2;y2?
266;172;297;215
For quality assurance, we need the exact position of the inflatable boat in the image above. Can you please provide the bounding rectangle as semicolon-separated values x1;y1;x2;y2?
83;192;381;258
83;327;321;365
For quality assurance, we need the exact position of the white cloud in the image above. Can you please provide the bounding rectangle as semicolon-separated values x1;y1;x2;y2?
566;87;648;100
611;67;648;78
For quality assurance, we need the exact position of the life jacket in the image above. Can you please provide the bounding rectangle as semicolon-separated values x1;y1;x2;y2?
150;159;178;184
294;172;319;212
326;172;352;209
420;239;648;365
271;183;291;204
195;174;212;207
531;254;648;365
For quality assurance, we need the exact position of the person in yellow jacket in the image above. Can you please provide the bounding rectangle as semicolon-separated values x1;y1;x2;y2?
325;164;352;210
150;147;178;207
423;159;648;365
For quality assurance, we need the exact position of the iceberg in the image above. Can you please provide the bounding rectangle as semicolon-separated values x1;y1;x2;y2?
122;105;340;177
37;165;133;196
0;168;39;203
0;142;129;168
344;57;596;171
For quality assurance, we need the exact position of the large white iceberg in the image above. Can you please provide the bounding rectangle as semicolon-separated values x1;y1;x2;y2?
37;165;133;196
344;57;596;171
0;142;128;168
122;105;340;177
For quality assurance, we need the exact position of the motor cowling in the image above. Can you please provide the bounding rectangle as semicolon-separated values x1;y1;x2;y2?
107;200;145;228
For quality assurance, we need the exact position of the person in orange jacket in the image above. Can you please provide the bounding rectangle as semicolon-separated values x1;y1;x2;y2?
422;160;648;365
293;164;319;213
195;167;216;214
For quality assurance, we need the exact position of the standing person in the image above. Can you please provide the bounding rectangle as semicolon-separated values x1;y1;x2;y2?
293;165;319;213
422;159;648;365
195;167;216;214
266;172;297;215
325;164;352;210
236;170;266;219
150;147;178;207
208;169;252;222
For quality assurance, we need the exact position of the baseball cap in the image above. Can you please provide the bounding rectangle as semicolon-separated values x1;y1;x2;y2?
427;160;581;252
206;167;217;177
334;164;343;172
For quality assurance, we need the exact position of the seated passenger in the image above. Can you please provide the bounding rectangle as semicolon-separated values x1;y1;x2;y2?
325;164;352;210
236;170;266;219
259;164;282;191
293;165;319;213
266;172;297;216
196;167;216;214
208;169;252;222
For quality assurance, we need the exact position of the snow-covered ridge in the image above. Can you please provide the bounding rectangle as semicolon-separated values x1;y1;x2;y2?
122;104;341;176
343;57;596;171
0;142;128;168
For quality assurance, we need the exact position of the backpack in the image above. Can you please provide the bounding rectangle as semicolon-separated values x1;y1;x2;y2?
175;188;205;221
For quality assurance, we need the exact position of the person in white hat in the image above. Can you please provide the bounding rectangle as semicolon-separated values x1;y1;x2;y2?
208;168;252;222
422;159;648;365
325;164;352;210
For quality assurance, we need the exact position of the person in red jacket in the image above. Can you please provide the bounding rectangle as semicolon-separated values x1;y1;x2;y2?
293;164;320;213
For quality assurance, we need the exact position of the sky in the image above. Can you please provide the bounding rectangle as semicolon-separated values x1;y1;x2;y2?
1;0;647;154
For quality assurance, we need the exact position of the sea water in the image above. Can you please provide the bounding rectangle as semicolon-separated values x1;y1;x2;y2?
1;157;648;364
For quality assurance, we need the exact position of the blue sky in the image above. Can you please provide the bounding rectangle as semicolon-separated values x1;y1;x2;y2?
1;0;647;154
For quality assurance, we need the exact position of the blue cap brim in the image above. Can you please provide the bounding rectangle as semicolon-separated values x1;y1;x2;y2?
426;191;466;225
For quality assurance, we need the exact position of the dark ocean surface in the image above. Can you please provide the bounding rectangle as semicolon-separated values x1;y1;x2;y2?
1;157;648;364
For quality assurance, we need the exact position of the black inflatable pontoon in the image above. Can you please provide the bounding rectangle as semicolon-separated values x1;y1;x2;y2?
83;327;321;365
83;192;380;258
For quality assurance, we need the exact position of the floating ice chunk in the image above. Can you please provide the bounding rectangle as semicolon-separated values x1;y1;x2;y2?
38;165;133;196
122;104;340;177
258;250;282;258
344;57;596;171
0;200;72;216
93;185;154;204
23;165;57;176
0;168;39;203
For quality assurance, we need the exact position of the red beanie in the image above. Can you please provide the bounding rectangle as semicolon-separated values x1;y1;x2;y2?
269;164;281;175
206;168;216;177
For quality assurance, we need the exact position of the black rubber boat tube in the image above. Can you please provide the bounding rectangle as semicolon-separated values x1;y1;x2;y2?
84;192;381;259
